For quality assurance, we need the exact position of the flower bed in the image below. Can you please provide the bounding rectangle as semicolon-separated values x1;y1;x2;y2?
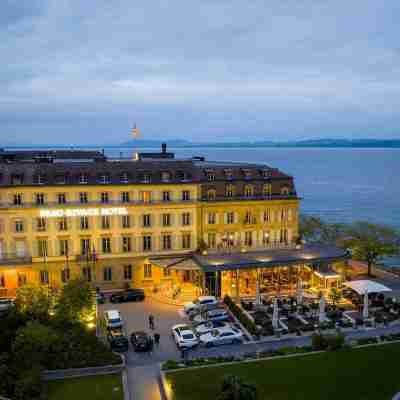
224;295;258;336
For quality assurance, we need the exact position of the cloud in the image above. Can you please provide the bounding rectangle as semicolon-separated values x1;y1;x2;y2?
1;0;400;143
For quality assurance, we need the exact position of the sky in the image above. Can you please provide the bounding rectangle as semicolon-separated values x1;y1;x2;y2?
1;0;400;145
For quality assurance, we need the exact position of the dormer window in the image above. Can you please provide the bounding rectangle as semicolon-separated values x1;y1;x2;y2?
33;174;45;185
226;184;235;198
281;186;290;196
120;172;129;184
224;169;233;180
142;173;152;183
206;172;215;181
161;172;171;182
99;173;110;184
79;173;88;184
263;184;272;197
262;169;270;179
207;189;216;200
11;174;24;185
242;169;252;180
55;174;67;185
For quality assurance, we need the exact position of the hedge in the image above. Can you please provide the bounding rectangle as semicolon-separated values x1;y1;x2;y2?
223;295;258;336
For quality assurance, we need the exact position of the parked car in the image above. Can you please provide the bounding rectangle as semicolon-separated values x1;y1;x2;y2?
194;320;231;336
107;329;129;352
199;326;243;347
192;308;230;324
184;296;218;315
171;324;199;349
130;331;152;352
104;309;123;330
110;289;145;303
0;298;14;313
96;292;106;304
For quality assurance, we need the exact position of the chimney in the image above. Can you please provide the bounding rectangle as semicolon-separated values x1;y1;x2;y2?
161;143;167;153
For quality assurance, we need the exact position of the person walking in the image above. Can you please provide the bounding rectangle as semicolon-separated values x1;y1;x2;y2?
148;314;155;330
154;332;160;346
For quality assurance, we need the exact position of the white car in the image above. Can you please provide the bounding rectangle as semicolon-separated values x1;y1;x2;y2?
171;324;199;349
194;320;231;336
0;298;14;312
183;296;218;315
104;309;123;330
199;326;243;347
192;308;230;324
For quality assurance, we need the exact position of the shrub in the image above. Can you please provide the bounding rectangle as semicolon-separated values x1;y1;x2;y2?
224;295;258;336
326;333;345;351
162;360;181;370
217;375;258;400
357;337;379;345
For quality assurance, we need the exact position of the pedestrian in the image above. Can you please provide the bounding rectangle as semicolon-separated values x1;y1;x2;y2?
149;314;155;330
154;332;160;346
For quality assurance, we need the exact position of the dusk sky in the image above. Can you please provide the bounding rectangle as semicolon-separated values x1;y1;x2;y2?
1;1;400;145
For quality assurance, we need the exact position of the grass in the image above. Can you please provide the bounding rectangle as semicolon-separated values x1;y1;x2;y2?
47;373;123;400
166;343;400;400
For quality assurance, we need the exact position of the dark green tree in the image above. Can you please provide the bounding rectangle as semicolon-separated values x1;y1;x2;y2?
341;221;400;276
217;375;257;400
14;284;51;322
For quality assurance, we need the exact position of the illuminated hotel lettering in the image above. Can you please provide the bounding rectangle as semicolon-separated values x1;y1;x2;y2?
39;207;128;218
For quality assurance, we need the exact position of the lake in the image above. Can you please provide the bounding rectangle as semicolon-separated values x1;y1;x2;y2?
105;147;400;229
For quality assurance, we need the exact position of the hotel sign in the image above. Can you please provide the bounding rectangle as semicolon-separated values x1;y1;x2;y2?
39;207;128;218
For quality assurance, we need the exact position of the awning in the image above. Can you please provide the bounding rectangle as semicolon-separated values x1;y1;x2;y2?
149;257;200;271
343;280;392;295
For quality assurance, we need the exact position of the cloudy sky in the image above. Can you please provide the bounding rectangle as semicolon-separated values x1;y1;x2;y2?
1;0;400;144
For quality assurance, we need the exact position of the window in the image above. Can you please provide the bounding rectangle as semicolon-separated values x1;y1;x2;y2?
244;185;253;197
79;173;88;184
38;239;48;258
207;172;215;181
207;233;216;248
122;236;131;252
101;215;111;229
13;193;22;205
182;190;190;201
263;184;272;197
35;174;45;185
142;173;152;183
142;214;151;227
144;263;152;278
100;192;109;204
281;208;289;222
224;169;233;180
243;170;252;180
122;215;130;228
244;232;253;247
40;270;49;284
262;169;270;179
81;239;91;255
120;172;129;184
58;193;66;204
226;184;235;197
207;189;216;200
161;171;171;182
102;237;112;253
121;191;130;203
226;212;234;224
79;192;88;203
143;236;152;251
280;228;288;243
281;186;290;196
124;264;132;280
140;191;152;203
103;267;112;281
162;214;171;227
262;231;270;245
59;239;69;256
36;193;45;205
182;233;191;249
80;216;89;230
207;212;216;224
162;234;172;250
0;273;5;287
162;191;171;202
263;209;271;223
37;217;46;232
244;211;255;224
57;217;67;231
182;213;191;226
11;175;24;185
82;267;92;282
15;220;24;233
163;267;171;277
18;272;27;286
56;174;67;185
61;268;70;283
99;174;110;184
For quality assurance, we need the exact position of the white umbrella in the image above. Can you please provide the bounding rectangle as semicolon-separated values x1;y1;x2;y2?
363;290;369;320
297;279;303;305
272;298;279;330
318;295;326;323
255;271;262;306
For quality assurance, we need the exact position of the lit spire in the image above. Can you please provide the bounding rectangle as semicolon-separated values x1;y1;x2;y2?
131;123;141;138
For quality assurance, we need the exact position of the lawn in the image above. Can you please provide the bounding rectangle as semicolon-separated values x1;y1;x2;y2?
166;343;400;400
47;373;123;400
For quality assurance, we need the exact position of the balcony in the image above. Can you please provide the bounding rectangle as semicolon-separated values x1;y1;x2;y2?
202;194;298;202
0;253;32;266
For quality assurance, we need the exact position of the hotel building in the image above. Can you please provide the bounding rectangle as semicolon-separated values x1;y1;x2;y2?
0;146;348;300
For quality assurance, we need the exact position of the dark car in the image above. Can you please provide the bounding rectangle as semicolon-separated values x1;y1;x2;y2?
110;289;145;303
130;331;152;352
107;330;129;352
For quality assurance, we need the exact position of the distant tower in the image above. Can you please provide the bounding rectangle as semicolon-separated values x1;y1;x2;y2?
131;123;141;139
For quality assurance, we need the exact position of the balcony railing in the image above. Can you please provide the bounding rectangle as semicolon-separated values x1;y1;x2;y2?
206;242;297;254
0;253;33;265
203;195;298;202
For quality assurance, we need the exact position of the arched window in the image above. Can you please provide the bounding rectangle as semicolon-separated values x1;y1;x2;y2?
225;184;235;197
207;189;216;200
244;185;254;197
262;184;272;197
281;186;290;196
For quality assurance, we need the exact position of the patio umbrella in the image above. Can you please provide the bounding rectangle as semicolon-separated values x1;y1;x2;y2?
318;295;326;323
255;271;262;306
363;290;369;320
297;279;303;305
272;298;279;330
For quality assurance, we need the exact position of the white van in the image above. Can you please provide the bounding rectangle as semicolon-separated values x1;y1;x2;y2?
104;309;123;330
184;296;218;315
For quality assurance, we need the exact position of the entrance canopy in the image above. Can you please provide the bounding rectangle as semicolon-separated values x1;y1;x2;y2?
343;280;392;295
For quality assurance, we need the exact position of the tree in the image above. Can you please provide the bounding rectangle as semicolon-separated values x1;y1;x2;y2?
341;221;400;276
14;284;52;321
55;279;94;322
217;375;257;400
299;216;345;245
329;287;342;307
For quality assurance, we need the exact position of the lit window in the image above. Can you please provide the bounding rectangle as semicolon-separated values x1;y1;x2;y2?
144;263;152;278
120;172;129;184
99;174;110;184
122;236;131;252
102;237;112;253
226;184;235;197
143;236;152;251
182;213;191;226
244;185;253;197
79;173;88;184
207;189;216;200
